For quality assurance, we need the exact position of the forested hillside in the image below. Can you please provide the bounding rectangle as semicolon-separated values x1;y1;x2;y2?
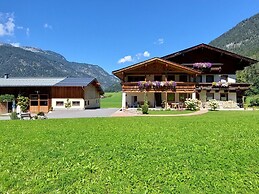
210;13;259;95
0;44;120;91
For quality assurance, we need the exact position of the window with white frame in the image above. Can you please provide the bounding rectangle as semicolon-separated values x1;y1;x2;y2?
206;93;214;101
206;75;214;83
72;101;80;106
220;93;228;101
56;101;64;106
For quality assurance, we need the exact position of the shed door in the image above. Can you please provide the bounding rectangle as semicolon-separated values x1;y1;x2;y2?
29;94;49;113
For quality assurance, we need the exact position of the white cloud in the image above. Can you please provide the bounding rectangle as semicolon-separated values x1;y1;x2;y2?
143;51;150;57
0;13;15;36
44;23;52;29
118;55;133;64
135;51;150;59
119;51;150;64
10;42;20;47
154;38;164;45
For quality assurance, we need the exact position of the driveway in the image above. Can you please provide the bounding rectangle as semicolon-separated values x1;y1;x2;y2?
46;108;119;119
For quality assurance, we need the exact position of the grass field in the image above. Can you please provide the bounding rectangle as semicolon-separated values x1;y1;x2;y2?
100;92;122;108
1;111;259;193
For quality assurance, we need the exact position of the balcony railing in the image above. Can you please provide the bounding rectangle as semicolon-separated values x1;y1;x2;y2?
122;82;196;93
196;83;250;91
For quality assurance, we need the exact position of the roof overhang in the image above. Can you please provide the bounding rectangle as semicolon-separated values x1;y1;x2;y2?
112;57;201;80
162;43;258;65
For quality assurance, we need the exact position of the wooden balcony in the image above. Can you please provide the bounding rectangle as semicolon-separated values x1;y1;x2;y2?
196;83;250;91
122;82;196;93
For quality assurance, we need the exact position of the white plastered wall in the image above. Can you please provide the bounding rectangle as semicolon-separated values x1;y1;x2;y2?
126;92;155;107
199;90;237;102
52;98;85;110
84;84;100;108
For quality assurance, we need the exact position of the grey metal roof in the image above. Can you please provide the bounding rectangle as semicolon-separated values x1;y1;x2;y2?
54;77;95;87
0;77;65;87
0;77;95;87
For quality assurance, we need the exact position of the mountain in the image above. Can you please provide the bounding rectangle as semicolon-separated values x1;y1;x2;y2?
210;13;259;60
209;13;259;95
0;43;120;91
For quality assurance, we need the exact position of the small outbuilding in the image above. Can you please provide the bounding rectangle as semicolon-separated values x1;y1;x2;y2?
0;76;104;113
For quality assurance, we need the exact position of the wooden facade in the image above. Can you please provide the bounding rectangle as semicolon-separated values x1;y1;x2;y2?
113;44;258;109
0;77;104;113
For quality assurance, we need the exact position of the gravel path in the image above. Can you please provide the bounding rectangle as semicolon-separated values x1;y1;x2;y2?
46;108;119;119
0;108;208;120
112;109;208;117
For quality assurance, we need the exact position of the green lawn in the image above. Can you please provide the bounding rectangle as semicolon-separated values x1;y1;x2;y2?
100;92;122;108
1;111;259;193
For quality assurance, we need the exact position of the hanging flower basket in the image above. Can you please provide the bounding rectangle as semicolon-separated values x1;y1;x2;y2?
138;81;152;90
138;81;177;90
193;62;212;69
212;81;229;88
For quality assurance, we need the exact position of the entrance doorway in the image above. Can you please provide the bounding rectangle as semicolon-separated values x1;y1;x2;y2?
29;94;49;113
155;93;162;107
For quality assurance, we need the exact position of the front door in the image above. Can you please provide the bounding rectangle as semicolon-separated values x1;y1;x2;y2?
155;93;162;107
29;94;49;113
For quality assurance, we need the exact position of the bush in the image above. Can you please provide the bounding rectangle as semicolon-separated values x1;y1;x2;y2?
249;96;259;107
37;112;45;116
141;101;149;114
209;99;219;111
0;94;15;103
10;112;19;120
17;96;29;112
184;98;201;111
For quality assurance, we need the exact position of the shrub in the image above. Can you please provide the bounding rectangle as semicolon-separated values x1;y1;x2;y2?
37;112;45;116
249;96;259;107
184;98;201;111
209;99;219;111
10;112;19;120
141;101;149;114
65;99;71;109
0;94;15;103
17;96;29;112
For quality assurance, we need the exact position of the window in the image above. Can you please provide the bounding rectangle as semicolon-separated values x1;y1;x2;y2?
206;93;214;101
40;101;48;106
56;101;64;106
195;76;202;83
127;76;145;82
167;75;175;81
30;95;38;100
179;93;188;102
179;75;187;82
220;93;228;101
220;75;228;82
31;101;38;106
206;75;214;82
72;101;80;106
167;93;175;101
154;76;162;81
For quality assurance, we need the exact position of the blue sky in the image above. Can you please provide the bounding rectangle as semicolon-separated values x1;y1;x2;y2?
0;0;258;73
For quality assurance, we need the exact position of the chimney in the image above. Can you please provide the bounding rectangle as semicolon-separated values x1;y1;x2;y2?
4;73;9;79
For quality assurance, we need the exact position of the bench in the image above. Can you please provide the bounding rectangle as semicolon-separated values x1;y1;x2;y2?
20;112;32;120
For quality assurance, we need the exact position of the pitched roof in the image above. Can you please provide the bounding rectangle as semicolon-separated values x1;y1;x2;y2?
113;57;201;79
0;77;65;87
0;77;104;94
161;43;258;64
54;77;96;87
